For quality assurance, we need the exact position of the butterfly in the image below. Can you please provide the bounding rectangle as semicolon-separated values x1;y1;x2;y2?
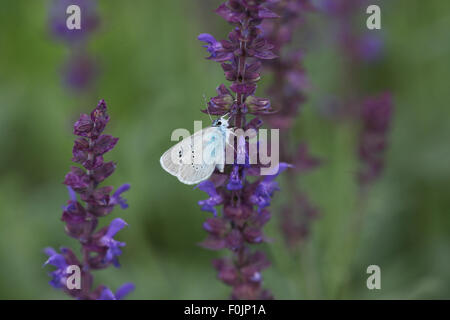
160;115;234;185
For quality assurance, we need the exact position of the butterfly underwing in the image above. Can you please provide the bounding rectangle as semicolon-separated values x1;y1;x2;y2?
160;116;233;185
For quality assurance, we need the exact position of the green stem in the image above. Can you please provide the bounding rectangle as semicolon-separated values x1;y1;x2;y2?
337;188;370;298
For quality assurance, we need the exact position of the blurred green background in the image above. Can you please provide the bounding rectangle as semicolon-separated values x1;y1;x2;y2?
0;0;449;299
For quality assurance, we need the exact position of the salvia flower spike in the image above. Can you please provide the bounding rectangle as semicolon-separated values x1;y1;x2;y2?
197;0;288;300
44;100;134;300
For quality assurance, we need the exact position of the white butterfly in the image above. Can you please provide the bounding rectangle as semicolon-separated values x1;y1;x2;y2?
160;115;234;185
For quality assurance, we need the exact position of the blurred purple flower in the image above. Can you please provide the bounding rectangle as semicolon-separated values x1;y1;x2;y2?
323;0;384;63
62;53;99;92
49;0;100;92
292;143;321;173
49;0;99;43
261;0;321;248
358;92;393;186
320;0;393;186
357;34;384;62
280;194;319;247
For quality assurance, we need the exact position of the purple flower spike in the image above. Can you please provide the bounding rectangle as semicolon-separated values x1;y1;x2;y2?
101;218;128;267
44;100;133;299
196;0;288;300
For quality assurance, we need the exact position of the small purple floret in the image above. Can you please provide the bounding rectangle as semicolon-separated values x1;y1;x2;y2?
197;181;223;216
98;283;135;300
101;218;128;267
198;33;223;58
44;247;69;289
110;184;131;209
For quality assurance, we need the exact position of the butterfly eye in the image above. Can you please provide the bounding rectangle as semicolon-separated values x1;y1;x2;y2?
217;121;222;126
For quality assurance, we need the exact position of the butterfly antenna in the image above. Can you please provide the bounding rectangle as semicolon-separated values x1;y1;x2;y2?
202;94;213;122
226;140;237;154
222;112;230;120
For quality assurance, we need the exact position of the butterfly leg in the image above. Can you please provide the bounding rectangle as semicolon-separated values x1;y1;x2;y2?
216;163;225;173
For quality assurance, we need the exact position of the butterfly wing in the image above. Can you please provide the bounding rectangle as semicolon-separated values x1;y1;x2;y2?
159;135;192;178
160;127;224;185
177;162;216;185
